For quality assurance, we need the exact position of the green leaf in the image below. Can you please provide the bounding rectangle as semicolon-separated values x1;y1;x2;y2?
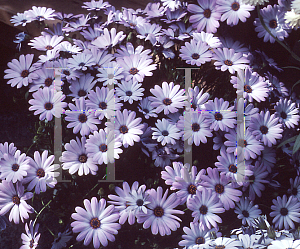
293;134;300;154
277;135;298;148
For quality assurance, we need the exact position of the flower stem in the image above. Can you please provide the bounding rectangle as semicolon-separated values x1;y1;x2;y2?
33;199;52;227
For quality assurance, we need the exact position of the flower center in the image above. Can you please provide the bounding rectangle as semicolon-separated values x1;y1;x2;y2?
99;144;107;152
231;2;240;11
195;236;205;244
119;125;128;134
45;45;54;50
29;239;34;248
126;91;132;96
216;245;225;249
12;163;19;172
163;98;172;105
199;205;208;215
280;112;287;119
36;168;45;178
12;195;20;205
215;184;224;194
143;108;149;114
107;73;114;79
162;130;169;136
203;9;211;18
136;199;143;206
44;102;53;110
63;70;70;76
192;53;200;60
224;59;233;66
78;113;87;123
78;154;87;163
79;62;85;67
153;206;164;217
187;184;197;195
90;217;101;229
244;85;252;93
269;19;277;29
214;113;223;121
249;175;255;181
238;139;247;147
99;102;107;109
260;125;268;134
280;207;288;216
192;123;200;132
78;89;87;97
21;70;29;78
129;67;139;75
242;210;250;217
228;164;237;173
45;77;53;87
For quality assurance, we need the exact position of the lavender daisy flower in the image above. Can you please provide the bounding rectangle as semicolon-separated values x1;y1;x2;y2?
138;97;158;119
28;35;64;51
248;110;283;147
144;2;166;19
266;73;289;97
20;221;40;249
85;129;123;165
149;82;186;115
0;142;17;160
269;239;300;249
91;28;126;50
188;0;222;33
213;130;227;151
152;146;179;168
136;23;162;44
82;0;111;11
68;52;95;71
218;0;254;26
4;54;38;88
220;36;249;54
59;41;82;54
161;0;182;11
115;42;152;58
29;62;55;92
96;61;124;86
187;188;225;228
161;8;187;23
63;14;91;32
0;181;33;224
238;234;265;249
29;87;67;121
69;73;96;99
61;137;98;176
54;59;82;81
65;97;101;136
26;6;55;21
152;118;181;146
270;195;300;230
275;98;300;129
288;176;300;201
10;12;31;26
51;228;72;249
192;31;222;48
161;162;185;190
235;196;261;226
257;145;276;173
116;80;145;104
120;9;147;29
189;86;210;111
136;186;184;236
210;237;242;249
71;197;121;248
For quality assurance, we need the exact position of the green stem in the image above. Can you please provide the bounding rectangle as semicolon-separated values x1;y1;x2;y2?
33;199;52;227
26;143;35;155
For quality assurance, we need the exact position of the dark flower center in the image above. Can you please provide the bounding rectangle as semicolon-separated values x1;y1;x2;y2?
187;184;197;195
199;205;208;215
45;77;53;87
192;53;200;60
269;19;277;29
249;175;255;181
21;70;29;78
79;62;85;67
63;70;70;76
163;98;172;105
119;125;128;134
224;59;233;66
195;236;205;244
78;89;87;97
12;163;19;172
12;195;20;205
215;184;224;194
126;91;132;96
162;130;169;136
203;9;211;18
238;139;247;147
214;113;223;121
153;206;164;217
192;123;200;132
107;73;114;79
244;85;252;93
129;67;139;75
45;45;54;50
36;168;45;178
260;125;268;134
228;164;237;173
29;239;34;248
280;207;288;216
78;154;87;163
129;22;136;27
90;217;101;229
231;2;240;11
44;102;53;110
280;112;287;119
143;108;149;114
99;144;107;152
136;199;143;206
215;246;225;249
242;210;250;217
99;102;107;109
78;113;87;123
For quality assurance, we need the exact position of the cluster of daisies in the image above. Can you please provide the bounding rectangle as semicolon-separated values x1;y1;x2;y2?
2;0;300;248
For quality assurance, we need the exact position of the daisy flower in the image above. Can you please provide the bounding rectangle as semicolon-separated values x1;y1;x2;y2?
213;48;249;74
136;23;162;44
161;0;181;11
106;109;144;148
268;239;300;249
161;161;185;190
136;186;184;236
270;195;300;230
91;28;126;50
235;196;261;226
4;54;38;88
116;80;145;104
26;6;55;21
69;73;96;99
96;62;124;86
254;4;290;43
51;228;72;249
68;52;95;71
152;118;181;146
288;176;300;201
179;40;212;66
120;9;147;29
0;142;17;160
187;0;222;33
89;47;114;70
285;9;300;29
238;234;265;249
115;42;152;58
85;129;123;165
149;82;186;115
28;35;64;51
138;97;158;119
241;0;269;6
29;62;55;92
161;8;187;24
220;36;249;54
144;2;166;19
210;237;242;249
217;0;254;26
28;87;67;121
0;181;33;224
20;221;40;249
65;97;101;136
275;98;300;129
189;86;210;111
192;31;222;48
10;12;31;26
59;41;82;54
71;197;121;248
257;145;276;173
152;146;179;168
61;137;98;176
248;110;283;147
213;130;227;151
82;0;111;11
63;14;91;32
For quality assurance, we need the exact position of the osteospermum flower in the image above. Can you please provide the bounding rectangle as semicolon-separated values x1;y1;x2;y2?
68;52;95;71
275;98;300;129
82;0;111;11
268;238;300;249
28;35;64;51
29;62;55;92
179;40;212;66
149;82;186;115
51;228;72;249
0;181;33;224
26;6;55;21
20;221;40;249
270;195;300;230
241;0;269;6
0;142;17;160
71;197;121;248
29;87;67;121
210;237;242;249
96;61;124;86
10;12;31;26
116;80;145;104
61;136;98;176
152;118;181;146
69;73;96;99
285;9;300;29
235;196;262;226
192;31;222;48
137;186;184;236
4;54;38;88
138;97;158;119
91;28;126;49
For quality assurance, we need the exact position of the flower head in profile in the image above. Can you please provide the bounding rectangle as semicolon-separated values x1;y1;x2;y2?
91;28;126;50
20;221;40;249
10;12;32;26
26;6;55;21
51;228;72;249
28;35;64;51
82;0;111;11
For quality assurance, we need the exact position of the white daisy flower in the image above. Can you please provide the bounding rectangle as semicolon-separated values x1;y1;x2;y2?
69;73;96;99
275;98;300;129
96;61;124;86
285;9;300;29
268;239;300;249
138;97;158;119
116;80;144;104
26;6;55;21
10;12;32;26
235;196;262;226
21;221;40;249
91;28;126;50
152;118;181;146
68;52;95;71
28;35;64;51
